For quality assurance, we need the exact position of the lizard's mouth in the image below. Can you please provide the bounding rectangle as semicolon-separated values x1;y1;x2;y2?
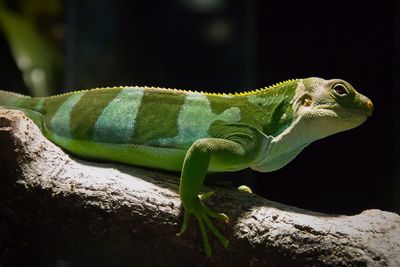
316;102;373;118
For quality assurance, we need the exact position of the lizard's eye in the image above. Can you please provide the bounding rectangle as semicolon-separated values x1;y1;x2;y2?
333;84;348;96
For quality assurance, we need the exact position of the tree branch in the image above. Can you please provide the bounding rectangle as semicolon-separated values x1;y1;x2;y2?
0;108;399;266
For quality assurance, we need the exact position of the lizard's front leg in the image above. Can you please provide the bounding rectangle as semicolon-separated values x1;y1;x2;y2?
177;127;269;256
177;138;232;257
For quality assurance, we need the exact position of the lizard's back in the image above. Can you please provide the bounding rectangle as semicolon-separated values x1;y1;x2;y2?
0;86;242;170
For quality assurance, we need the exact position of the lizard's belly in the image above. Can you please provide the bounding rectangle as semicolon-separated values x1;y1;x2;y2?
45;133;243;173
46;133;188;171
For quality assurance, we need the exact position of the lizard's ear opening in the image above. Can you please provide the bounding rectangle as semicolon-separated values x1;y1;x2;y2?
300;95;313;107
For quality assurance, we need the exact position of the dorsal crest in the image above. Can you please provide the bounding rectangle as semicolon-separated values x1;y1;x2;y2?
39;79;299;99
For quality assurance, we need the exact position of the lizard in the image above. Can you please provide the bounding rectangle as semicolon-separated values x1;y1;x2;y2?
0;77;373;256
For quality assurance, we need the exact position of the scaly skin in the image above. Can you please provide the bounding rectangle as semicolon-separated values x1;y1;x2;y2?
0;77;373;256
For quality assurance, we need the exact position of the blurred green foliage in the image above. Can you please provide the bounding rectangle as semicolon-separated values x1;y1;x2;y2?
0;0;63;96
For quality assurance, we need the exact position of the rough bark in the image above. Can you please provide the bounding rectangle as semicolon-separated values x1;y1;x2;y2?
0;108;399;267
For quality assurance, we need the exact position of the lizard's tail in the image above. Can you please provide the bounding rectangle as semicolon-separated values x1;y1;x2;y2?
0;90;27;107
0;90;45;130
0;90;43;112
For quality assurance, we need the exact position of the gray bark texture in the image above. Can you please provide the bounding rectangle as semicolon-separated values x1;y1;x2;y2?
0;108;399;267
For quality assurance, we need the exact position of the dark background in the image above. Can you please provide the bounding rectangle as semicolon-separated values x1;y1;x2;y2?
1;0;399;266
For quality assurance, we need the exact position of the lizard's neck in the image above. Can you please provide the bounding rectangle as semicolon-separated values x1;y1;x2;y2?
250;78;328;173
251;116;313;172
243;79;298;137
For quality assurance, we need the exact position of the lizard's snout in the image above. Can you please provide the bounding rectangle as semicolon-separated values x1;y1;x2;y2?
356;93;374;117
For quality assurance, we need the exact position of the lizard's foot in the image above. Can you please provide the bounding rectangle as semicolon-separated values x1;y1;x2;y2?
177;193;229;257
237;184;253;193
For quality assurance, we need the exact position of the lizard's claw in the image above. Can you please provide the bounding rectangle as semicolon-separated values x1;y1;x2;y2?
177;194;229;257
203;204;229;223
199;191;229;223
176;208;190;237
199;191;214;201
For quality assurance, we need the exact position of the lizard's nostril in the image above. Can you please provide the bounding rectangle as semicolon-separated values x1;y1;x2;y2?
366;100;374;116
367;100;373;110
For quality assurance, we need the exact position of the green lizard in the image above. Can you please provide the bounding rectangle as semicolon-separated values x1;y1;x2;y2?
0;77;373;256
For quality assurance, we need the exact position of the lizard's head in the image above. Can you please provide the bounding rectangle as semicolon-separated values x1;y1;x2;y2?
295;77;373;138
